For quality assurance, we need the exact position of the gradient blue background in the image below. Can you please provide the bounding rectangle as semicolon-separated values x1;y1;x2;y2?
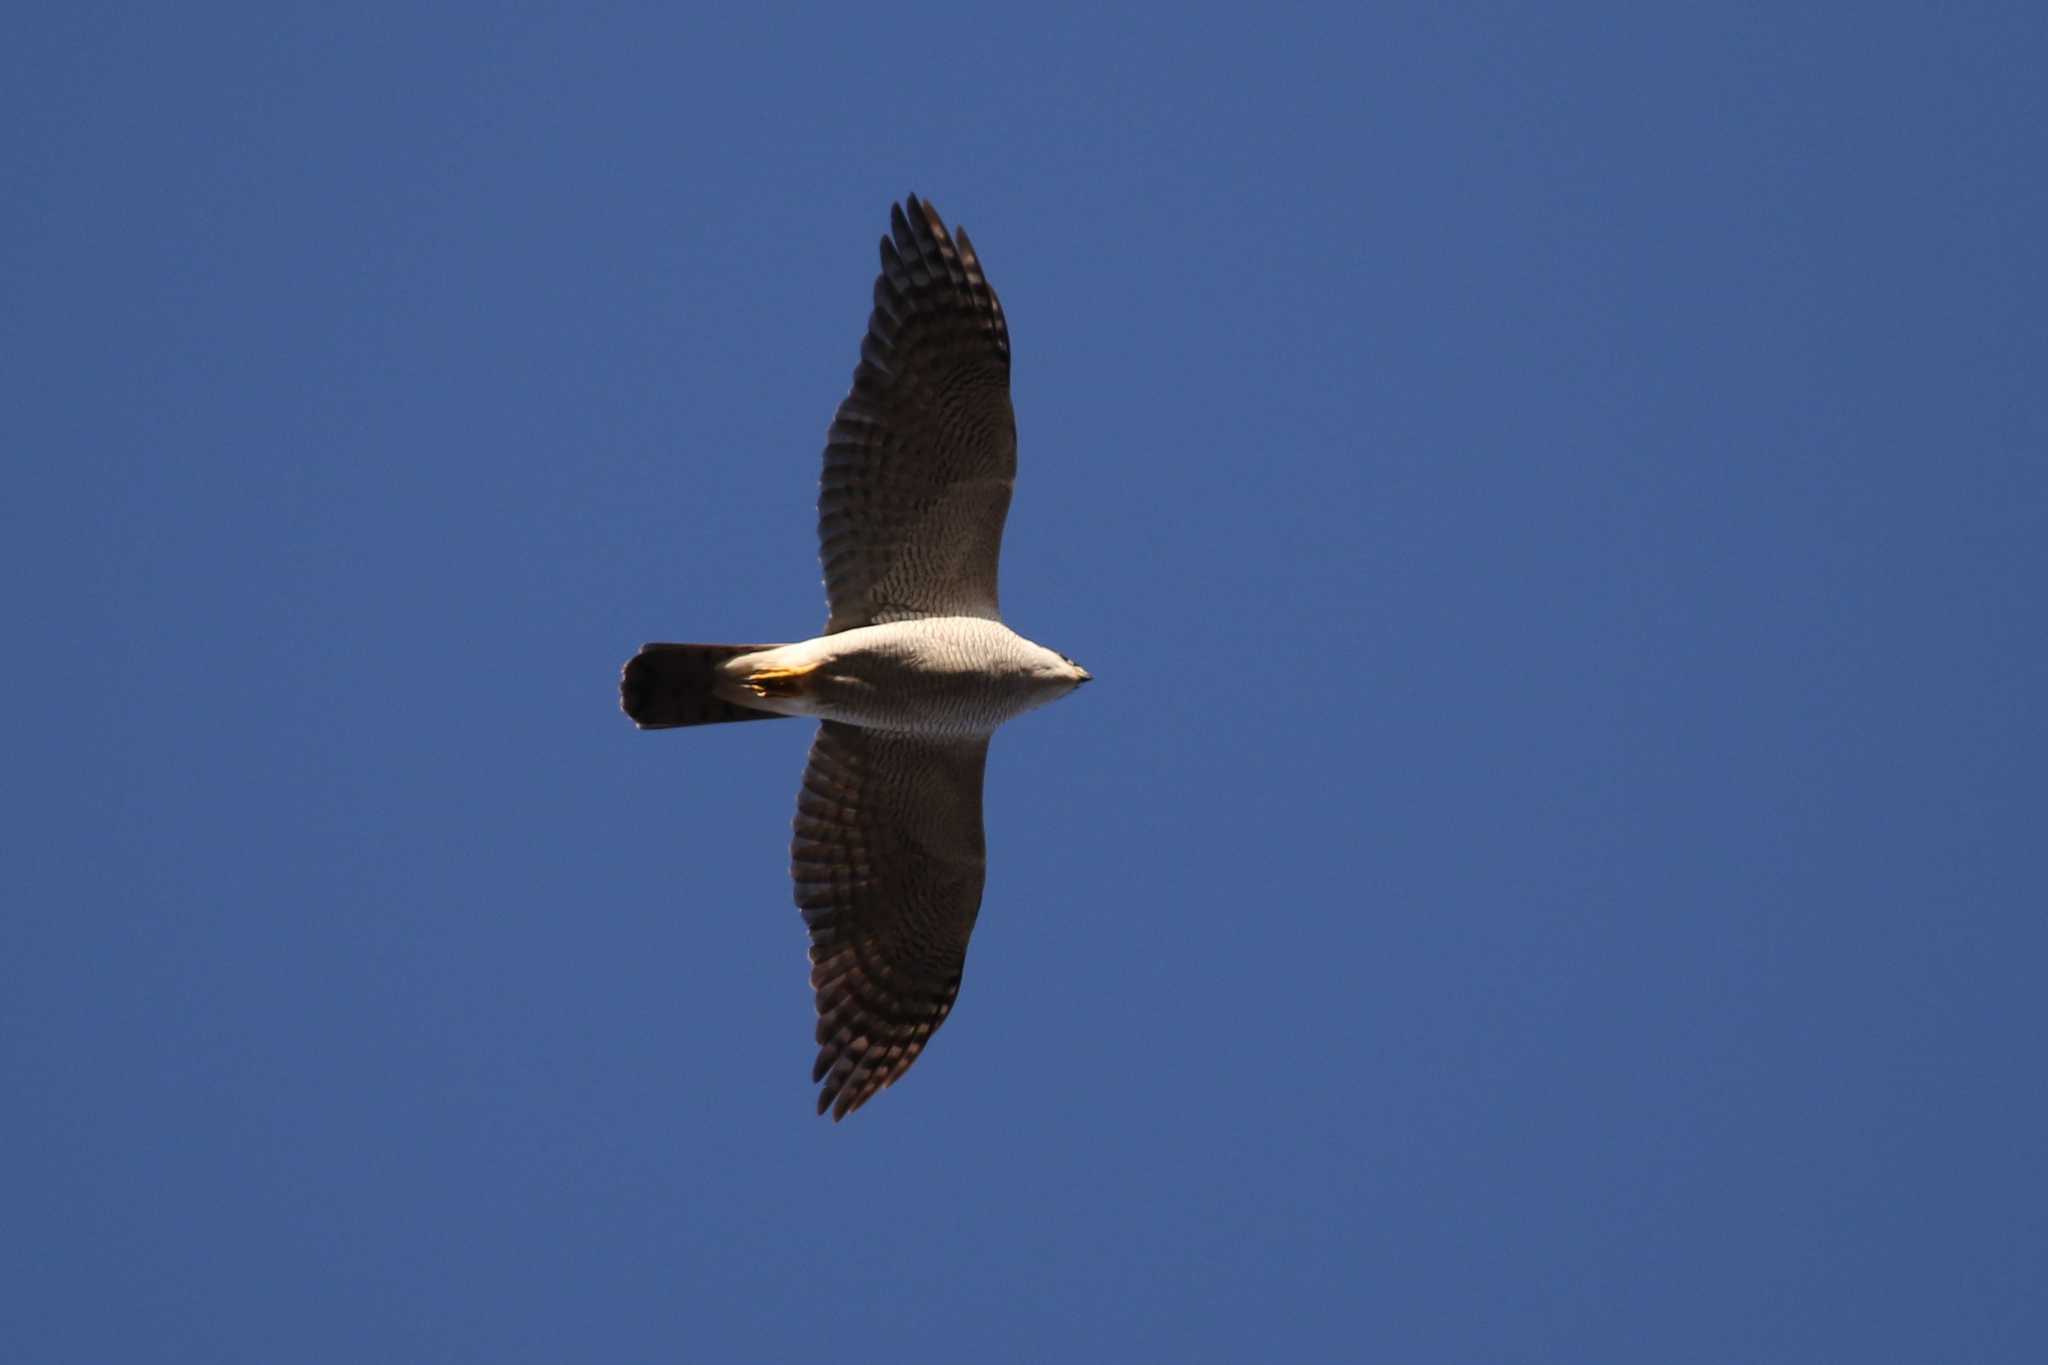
6;4;2044;1360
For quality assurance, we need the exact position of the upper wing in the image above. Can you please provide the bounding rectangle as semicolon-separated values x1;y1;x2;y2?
818;195;1016;633
792;721;991;1119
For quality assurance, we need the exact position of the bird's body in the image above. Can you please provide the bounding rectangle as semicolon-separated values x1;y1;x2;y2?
621;195;1089;1118
721;618;1084;737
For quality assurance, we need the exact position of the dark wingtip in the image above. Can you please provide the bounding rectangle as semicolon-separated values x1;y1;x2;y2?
906;193;949;241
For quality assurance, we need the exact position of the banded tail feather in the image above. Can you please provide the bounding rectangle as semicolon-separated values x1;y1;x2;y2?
620;643;793;729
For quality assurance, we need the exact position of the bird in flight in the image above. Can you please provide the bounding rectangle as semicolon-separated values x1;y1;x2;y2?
621;195;1091;1119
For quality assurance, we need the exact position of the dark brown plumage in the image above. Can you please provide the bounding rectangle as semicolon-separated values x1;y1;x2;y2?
794;722;990;1118
819;194;1017;633
619;643;789;729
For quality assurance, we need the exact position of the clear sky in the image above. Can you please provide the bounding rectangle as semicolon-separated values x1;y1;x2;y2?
6;4;2045;1361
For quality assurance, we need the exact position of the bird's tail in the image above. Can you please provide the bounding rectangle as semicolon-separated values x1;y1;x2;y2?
620;643;794;729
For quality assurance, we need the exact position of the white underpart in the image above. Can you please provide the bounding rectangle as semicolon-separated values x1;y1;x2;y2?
719;616;1086;738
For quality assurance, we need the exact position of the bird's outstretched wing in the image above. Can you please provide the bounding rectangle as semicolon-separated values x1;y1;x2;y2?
792;721;990;1118
819;195;1015;632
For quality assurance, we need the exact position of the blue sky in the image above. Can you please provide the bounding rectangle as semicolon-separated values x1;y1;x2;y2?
6;4;2045;1360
